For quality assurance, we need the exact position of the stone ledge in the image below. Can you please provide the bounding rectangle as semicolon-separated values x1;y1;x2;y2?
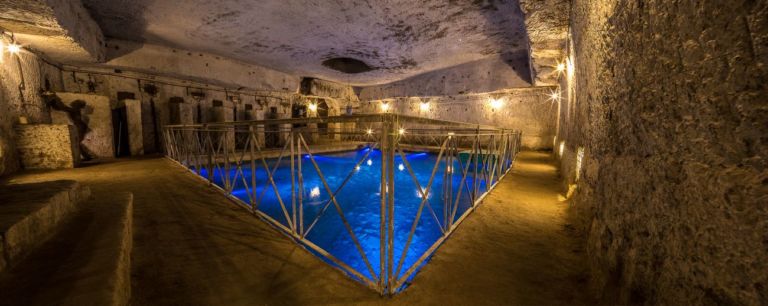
0;192;133;306
0;180;90;272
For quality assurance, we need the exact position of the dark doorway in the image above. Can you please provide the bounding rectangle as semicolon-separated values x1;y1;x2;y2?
265;106;279;148
112;106;131;157
291;103;307;127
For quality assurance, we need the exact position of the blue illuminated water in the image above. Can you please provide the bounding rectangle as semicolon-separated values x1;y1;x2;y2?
194;148;501;290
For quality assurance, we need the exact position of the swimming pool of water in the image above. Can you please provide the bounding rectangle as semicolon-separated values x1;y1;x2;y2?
193;147;502;291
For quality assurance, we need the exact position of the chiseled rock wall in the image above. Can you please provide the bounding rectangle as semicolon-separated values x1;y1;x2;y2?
360;87;557;150
14;124;79;169
0;49;64;176
51;93;114;159
560;0;768;304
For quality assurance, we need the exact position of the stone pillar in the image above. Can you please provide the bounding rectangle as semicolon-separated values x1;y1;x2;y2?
209;101;235;151
124;99;144;156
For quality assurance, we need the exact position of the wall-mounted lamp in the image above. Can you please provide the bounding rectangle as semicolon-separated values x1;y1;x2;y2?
308;102;318;112
366;128;373;135
6;43;21;55
549;90;561;102
380;102;390;112
559;141;565;156
489;98;503;110
556;62;566;74
419;101;430;112
398;128;406;135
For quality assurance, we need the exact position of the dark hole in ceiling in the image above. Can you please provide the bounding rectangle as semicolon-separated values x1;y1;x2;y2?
322;57;374;74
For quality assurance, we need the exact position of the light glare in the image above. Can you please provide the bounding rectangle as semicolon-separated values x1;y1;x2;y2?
489;98;503;110
419;102;429;112
7;43;20;55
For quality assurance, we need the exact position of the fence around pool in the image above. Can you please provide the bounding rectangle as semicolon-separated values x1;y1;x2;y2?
163;113;521;295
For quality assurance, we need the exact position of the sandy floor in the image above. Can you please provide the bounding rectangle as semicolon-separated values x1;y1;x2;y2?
5;151;592;305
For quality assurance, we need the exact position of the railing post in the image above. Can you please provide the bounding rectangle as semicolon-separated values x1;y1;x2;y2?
205;125;213;183
473;125;480;204
290;130;297;234
249;124;257;213
386;115;396;294
379;117;388;294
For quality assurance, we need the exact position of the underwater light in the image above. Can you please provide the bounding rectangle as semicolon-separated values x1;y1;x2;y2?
310;186;320;199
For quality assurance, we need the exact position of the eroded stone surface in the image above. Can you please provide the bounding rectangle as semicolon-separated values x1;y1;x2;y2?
0;0;105;63
360;87;557;150
519;0;570;86
14;124;79;169
80;0;531;85
556;0;768;304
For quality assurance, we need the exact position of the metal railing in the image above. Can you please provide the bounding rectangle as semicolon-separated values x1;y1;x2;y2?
163;113;521;295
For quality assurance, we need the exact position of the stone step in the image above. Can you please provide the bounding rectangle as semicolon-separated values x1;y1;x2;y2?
0;193;133;306
0;180;91;272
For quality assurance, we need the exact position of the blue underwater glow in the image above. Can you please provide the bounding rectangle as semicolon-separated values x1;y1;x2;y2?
193;147;501;290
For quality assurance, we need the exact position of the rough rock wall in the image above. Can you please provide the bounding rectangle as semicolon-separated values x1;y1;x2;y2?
51;93;113;158
0;48;64;176
0;42;299;176
359;54;532;98
558;0;768;304
360;87;557;150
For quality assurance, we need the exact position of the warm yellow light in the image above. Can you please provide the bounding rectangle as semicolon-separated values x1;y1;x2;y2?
380;102;390;112
398;128;406;135
308;102;317;112
366;128;373;135
419;102;430;112
566;58;575;79
559;141;565;156
556;62;566;73
7;43;21;55
549;90;561;101
489;98;503;110
575;147;585;181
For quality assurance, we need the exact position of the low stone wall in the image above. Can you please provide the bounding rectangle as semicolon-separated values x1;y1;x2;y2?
15;124;79;169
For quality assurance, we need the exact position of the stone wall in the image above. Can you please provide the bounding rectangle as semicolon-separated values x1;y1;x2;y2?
0;40;303;176
51;93;114;158
0;45;65;176
556;0;768;304
360;87;557;150
14;124;79;169
359;54;532;98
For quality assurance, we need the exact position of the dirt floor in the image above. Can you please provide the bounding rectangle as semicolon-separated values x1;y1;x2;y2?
5;151;592;305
